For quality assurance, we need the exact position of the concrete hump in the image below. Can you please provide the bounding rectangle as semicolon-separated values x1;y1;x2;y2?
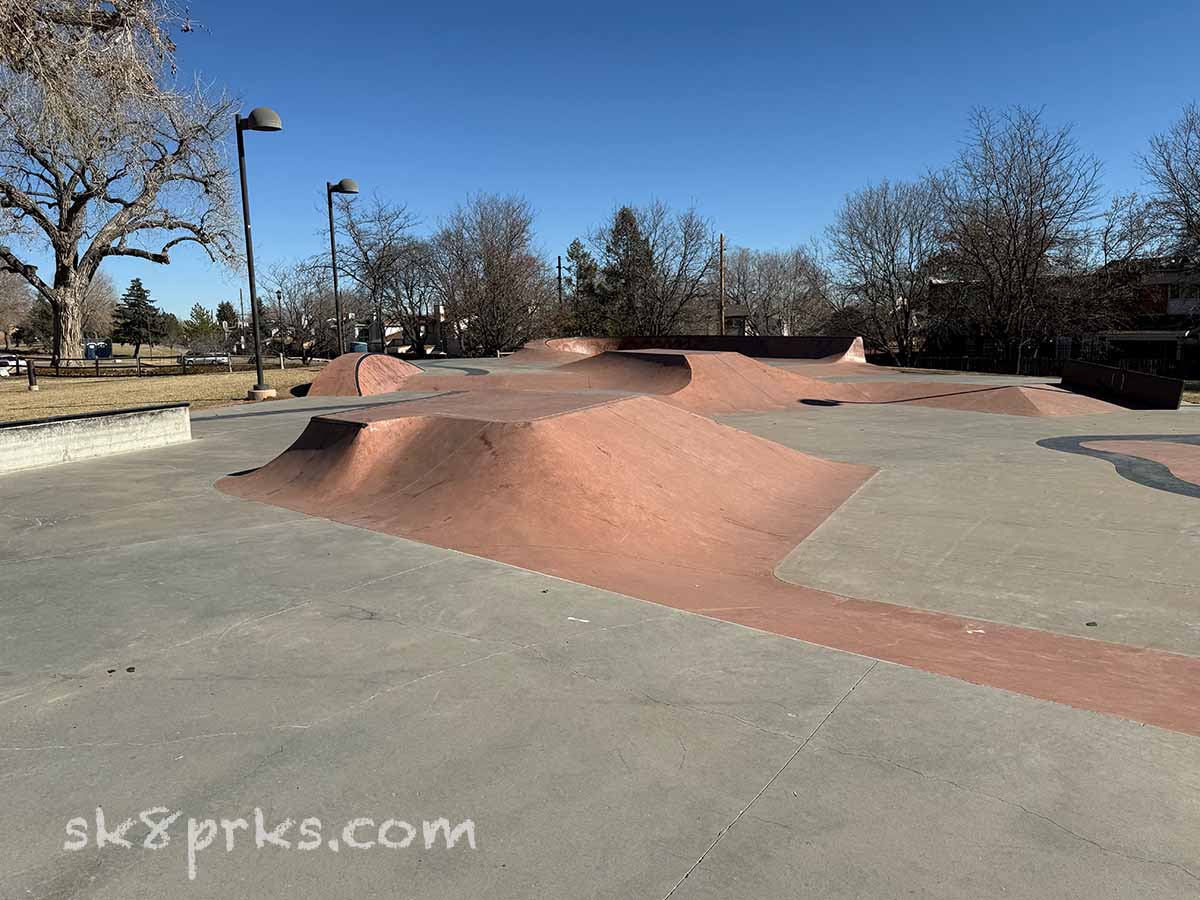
307;352;421;397
217;392;875;576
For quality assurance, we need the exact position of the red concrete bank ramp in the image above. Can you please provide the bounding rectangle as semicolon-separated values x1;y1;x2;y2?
219;393;873;574
307;352;421;397
219;392;1200;735
853;382;1127;417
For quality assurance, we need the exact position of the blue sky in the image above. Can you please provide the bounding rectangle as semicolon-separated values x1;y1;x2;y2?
89;0;1200;315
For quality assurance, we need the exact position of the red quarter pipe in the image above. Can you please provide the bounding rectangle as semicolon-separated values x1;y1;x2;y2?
307;352;421;397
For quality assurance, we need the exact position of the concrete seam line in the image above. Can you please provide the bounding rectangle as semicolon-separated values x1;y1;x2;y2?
660;659;879;899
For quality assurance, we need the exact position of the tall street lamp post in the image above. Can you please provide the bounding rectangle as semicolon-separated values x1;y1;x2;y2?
325;178;359;356
235;106;282;400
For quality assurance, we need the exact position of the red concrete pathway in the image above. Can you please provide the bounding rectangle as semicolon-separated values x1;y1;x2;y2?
219;393;1200;736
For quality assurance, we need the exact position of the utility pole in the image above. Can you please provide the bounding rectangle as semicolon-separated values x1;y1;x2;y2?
557;255;564;308
718;232;726;336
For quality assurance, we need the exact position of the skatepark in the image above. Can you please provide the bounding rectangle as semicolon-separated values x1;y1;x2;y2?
2;340;1198;897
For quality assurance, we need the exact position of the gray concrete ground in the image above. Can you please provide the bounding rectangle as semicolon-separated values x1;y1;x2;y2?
723;403;1200;654
1;386;1198;898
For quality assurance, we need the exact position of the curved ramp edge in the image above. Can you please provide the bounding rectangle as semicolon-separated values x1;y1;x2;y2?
308;353;421;397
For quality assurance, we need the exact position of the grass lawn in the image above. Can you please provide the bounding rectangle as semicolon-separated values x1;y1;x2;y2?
0;367;323;422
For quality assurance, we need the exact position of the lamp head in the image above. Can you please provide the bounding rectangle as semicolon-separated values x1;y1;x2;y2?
330;178;359;194
240;107;282;132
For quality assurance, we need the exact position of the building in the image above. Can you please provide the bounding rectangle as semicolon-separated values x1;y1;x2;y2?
1137;255;1200;318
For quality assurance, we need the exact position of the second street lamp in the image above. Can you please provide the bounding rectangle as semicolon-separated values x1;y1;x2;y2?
326;178;359;356
235;106;282;400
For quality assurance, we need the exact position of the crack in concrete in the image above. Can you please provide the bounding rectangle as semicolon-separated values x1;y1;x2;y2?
659;659;878;899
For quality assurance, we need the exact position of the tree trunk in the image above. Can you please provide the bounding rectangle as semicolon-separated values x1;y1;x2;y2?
53;276;86;367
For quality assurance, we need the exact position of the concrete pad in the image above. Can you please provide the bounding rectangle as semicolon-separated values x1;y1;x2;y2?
2;375;1198;898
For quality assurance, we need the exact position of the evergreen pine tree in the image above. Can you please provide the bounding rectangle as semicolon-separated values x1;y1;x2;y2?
182;303;223;351
565;238;602;335
112;278;163;356
216;300;238;329
598;207;653;335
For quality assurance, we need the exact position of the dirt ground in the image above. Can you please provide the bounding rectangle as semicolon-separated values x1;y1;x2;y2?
0;367;323;422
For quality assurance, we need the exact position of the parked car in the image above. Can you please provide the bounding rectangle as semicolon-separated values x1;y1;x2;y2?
177;352;230;366
0;354;27;376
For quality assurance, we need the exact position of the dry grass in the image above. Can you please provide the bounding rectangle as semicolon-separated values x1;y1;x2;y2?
1185;391;1200;405
107;342;189;357
0;367;322;422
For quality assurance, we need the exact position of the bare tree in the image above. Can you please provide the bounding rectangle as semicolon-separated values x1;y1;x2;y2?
827;177;942;364
725;244;832;337
586;202;716;336
624;201;716;335
0;0;183;136
264;259;337;363
0;0;236;364
939;107;1102;368
0;269;30;348
81;269;116;338
1143;102;1200;254
334;194;419;352
433;194;552;356
381;238;438;356
1047;192;1166;339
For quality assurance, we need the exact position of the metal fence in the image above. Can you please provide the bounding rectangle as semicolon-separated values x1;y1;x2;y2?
14;354;320;377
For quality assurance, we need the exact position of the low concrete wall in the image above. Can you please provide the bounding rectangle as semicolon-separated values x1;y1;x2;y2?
0;403;192;475
1061;360;1184;410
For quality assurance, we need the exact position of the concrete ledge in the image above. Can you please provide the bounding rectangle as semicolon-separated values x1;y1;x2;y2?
0;403;192;475
1061;360;1184;410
